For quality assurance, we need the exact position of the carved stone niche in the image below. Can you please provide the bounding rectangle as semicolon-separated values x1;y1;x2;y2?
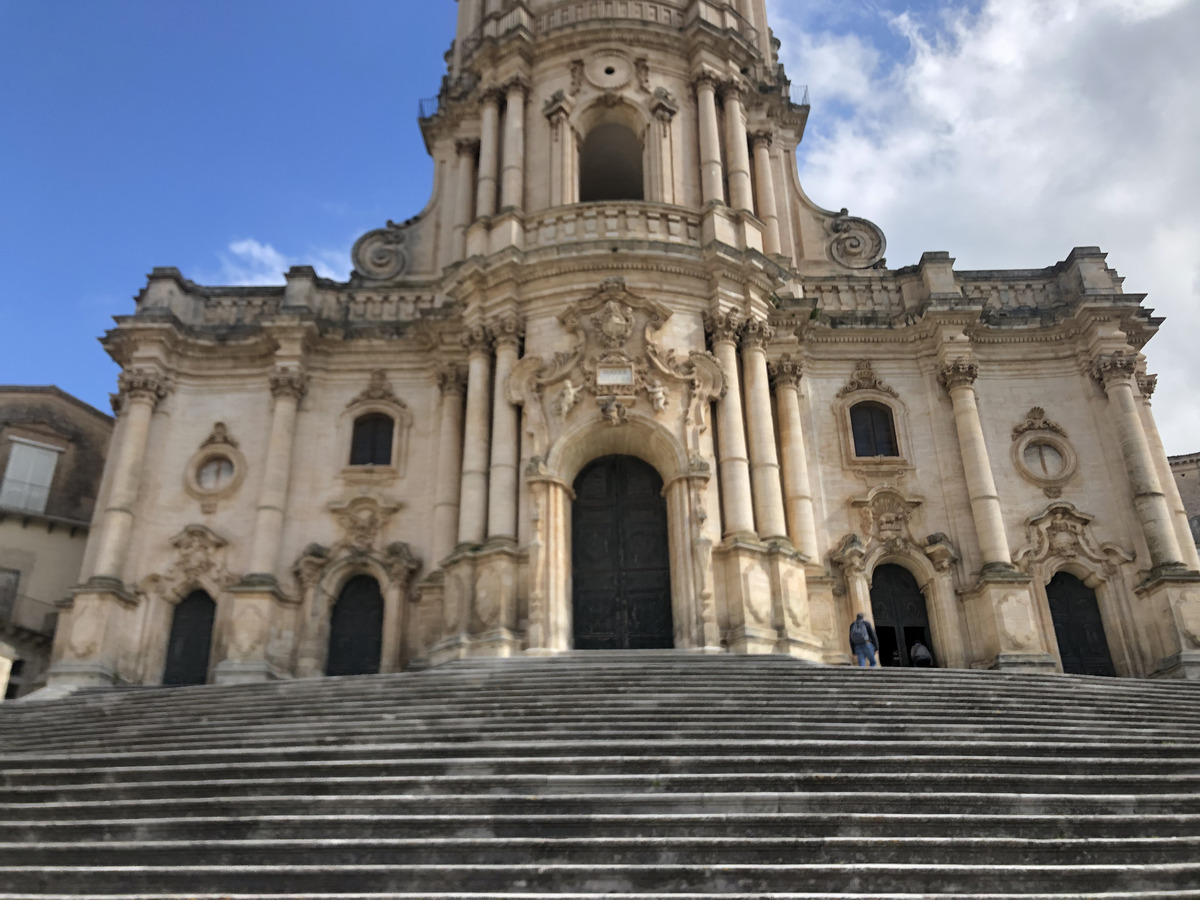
1014;501;1134;578
507;278;723;455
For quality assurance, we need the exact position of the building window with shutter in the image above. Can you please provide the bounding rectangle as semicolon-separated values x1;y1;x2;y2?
349;414;395;466
849;401;899;458
0;439;61;514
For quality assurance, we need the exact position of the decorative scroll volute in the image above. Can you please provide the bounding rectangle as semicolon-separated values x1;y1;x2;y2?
828;209;887;270
352;221;410;281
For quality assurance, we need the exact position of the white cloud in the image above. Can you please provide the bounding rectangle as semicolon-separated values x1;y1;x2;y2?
769;0;1200;453
215;238;351;286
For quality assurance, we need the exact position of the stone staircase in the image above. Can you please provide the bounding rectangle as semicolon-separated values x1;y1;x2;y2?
1;652;1200;899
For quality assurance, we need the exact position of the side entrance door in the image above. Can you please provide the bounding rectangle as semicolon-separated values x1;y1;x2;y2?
1046;572;1116;676
572;455;672;649
869;564;933;667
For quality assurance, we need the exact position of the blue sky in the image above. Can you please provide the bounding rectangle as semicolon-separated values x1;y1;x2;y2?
3;0;1198;452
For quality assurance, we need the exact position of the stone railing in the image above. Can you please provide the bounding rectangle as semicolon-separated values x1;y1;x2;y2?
524;202;701;249
961;279;1065;312
317;292;442;324
535;1;686;35
805;280;906;315
199;295;284;327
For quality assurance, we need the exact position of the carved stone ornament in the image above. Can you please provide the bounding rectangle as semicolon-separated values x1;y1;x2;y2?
292;543;331;590
769;355;803;389
1014;501;1135;578
1013;407;1068;440
650;86;678;122
592;300;635;348
854;487;922;553
138;524;235;607
1137;373;1158;398
1091;351;1139;388
347;370;400;408
828;208;887;270
201;422;239;449
436;363;467;396
543;90;572;123
703;309;743;345
269;368;309;400
330;496;400;554
998;592;1038;650
351;220;410;281
461;324;493;356
117;369;169;406
837;360;898;398
938;357;980;392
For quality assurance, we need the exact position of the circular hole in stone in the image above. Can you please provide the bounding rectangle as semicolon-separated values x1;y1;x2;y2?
605;66;616;75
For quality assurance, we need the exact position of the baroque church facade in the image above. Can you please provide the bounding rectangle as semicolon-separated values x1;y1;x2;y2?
46;0;1200;689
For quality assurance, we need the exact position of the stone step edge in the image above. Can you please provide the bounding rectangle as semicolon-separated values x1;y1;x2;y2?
3;893;1200;900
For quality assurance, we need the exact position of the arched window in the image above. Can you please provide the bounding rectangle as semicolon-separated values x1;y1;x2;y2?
350;414;394;466
579;123;643;202
850;402;898;457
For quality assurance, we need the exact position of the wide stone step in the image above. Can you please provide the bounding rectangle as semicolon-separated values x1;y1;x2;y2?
7;812;1200;842
2;861;1199;893
6;771;1199;804
9;752;1199;786
8;835;1200;867
6;791;1196;821
4;894;1200;900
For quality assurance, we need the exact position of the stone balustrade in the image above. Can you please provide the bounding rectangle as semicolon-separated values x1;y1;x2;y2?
524;202;701;250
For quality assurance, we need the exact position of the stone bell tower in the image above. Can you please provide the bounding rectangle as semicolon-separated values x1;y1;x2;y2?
345;0;889;665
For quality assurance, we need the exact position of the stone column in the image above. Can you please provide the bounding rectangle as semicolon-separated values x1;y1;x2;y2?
380;543;419;673
486;315;523;541
453;139;478;258
704;311;755;538
1138;374;1200;571
544;95;572;207
939;358;1013;570
751;132;782;254
721;81;753;213
91;370;169;582
457;325;493;546
500;78;527;211
739;318;788;541
475;89;502;218
431;365;466;565
649;89;679;205
1093;353;1186;571
769;356;819;560
245;369;307;579
694;72;724;205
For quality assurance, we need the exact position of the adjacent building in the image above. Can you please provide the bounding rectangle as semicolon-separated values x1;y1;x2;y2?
0;386;112;697
42;0;1200;690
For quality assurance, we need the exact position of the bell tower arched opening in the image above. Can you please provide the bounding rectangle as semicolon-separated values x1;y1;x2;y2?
571;455;671;649
579;123;644;202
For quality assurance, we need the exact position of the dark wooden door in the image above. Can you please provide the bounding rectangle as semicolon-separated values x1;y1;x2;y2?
572;455;672;649
162;590;215;685
869;564;932;667
1047;572;1116;676
326;575;384;676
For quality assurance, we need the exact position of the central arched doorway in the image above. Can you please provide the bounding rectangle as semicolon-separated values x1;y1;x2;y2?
326;575;384;676
162;590;216;685
571;455;672;649
1046;571;1115;676
870;564;933;667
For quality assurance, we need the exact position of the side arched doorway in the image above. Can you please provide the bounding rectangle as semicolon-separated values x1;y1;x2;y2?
162;590;216;685
326;575;384;676
870;564;933;667
1046;571;1115;676
571;455;672;649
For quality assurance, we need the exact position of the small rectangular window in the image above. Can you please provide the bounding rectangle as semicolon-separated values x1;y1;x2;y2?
0;440;60;513
0;568;18;622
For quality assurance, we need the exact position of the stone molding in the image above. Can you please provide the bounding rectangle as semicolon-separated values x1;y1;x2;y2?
837;360;897;398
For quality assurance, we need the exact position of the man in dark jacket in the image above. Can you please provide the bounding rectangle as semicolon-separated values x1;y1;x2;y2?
849;612;879;668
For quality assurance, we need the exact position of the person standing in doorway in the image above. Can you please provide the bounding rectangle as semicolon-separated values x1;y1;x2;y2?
849;612;879;668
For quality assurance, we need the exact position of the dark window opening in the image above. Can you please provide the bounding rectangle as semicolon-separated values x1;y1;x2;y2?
579;123;643;202
350;414;394;466
4;659;24;700
850;401;899;457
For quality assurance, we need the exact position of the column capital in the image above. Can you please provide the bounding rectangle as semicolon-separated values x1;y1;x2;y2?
455;137;480;156
650;86;679;122
461;323;493;356
116;368;170;408
542;89;572;122
269;367;309;400
750;130;774;149
739;317;775;350
938;356;979;392
487;313;524;349
719;78;748;101
703;309;744;345
690;68;722;93
769;354;803;389
1091;351;1139;389
502;74;531;97
436;363;467;396
478;85;505;107
1137;372;1158;398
